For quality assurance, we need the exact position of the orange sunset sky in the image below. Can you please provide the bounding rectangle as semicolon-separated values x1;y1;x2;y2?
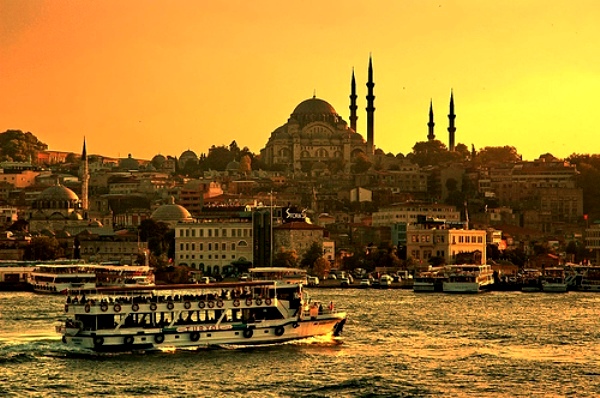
1;1;598;161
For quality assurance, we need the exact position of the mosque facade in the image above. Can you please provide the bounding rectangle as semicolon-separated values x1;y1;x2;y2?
260;58;376;173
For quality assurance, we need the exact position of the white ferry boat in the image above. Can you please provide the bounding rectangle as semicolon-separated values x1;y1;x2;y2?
29;262;96;294
442;264;494;293
57;275;347;352
541;267;568;293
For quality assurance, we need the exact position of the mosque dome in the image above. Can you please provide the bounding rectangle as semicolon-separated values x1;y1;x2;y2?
180;150;198;160
292;97;338;116
226;160;240;171
38;185;79;201
151;196;192;223
120;154;139;170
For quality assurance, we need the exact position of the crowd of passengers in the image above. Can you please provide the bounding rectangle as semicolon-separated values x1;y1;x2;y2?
66;286;273;306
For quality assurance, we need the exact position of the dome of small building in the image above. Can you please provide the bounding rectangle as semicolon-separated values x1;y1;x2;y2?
226;160;240;171
180;149;198;160
69;212;83;220
151;196;192;223
38;185;79;201
292;97;338;116
120;154;139;170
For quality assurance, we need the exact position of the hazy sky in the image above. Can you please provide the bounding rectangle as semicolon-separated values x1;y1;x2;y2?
1;1;598;161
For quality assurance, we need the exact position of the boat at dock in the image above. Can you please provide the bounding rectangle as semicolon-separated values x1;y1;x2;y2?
442;264;494;293
57;270;347;352
540;267;568;293
413;268;445;292
29;262;96;294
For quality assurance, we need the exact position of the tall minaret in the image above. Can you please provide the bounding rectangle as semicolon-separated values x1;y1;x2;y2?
349;68;358;132
80;138;89;215
427;99;435;141
448;90;456;151
366;55;375;155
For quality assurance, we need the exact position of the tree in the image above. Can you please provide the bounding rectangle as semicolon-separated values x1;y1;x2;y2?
407;140;461;167
138;219;171;258
476;146;521;165
272;249;298;268
239;155;252;176
23;236;62;260
0;130;48;162
300;242;323;270
201;145;235;171
351;152;372;174
312;257;331;278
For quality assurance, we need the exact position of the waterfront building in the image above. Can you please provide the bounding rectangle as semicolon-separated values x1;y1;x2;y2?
372;203;460;227
406;224;486;265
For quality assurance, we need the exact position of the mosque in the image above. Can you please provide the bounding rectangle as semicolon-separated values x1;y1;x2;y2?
260;56;458;172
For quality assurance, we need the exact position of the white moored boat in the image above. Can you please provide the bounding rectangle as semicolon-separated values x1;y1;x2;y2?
29;262;96;294
57;277;347;352
442;264;494;293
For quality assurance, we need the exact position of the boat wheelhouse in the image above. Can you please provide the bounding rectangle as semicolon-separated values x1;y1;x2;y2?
413;268;445;292
57;279;347;352
442;264;494;293
92;264;155;288
29;262;96;294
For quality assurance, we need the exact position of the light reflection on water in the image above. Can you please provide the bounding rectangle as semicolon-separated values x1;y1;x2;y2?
2;290;600;397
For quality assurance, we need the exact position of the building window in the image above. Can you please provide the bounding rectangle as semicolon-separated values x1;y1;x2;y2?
222;229;227;237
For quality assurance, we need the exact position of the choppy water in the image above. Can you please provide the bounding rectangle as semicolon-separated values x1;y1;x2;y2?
2;289;600;397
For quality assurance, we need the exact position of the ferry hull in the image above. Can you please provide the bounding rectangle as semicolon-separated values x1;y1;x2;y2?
443;282;484;293
62;315;347;352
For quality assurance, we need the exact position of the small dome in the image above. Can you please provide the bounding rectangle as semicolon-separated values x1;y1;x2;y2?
180;150;198;160
292;97;338;116
151;196;192;222
88;219;103;227
38;185;79;201
226;160;240;171
120;154;139;170
69;212;83;220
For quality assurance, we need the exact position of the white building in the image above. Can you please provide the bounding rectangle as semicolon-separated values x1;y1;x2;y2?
372;203;460;227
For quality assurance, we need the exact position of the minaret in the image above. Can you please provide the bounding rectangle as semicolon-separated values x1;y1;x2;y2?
349;68;358;132
366;55;375;155
80;138;89;215
427;99;435;141
448;90;456;151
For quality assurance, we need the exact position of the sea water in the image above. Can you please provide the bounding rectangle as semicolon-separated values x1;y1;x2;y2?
1;289;600;397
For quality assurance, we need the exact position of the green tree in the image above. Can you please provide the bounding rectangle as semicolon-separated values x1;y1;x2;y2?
351;152;372;174
272;249;298;268
300;242;323;270
239;154;252;176
23;236;63;260
476;146;521;165
201;145;235;171
138;219;171;257
312;257;331;278
0;130;48;162
407;140;461;167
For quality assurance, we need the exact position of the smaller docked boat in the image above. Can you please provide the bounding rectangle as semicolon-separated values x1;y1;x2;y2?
413;268;445;292
93;264;155;288
541;267;568;293
520;268;542;292
442;264;494;293
29;262;96;294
